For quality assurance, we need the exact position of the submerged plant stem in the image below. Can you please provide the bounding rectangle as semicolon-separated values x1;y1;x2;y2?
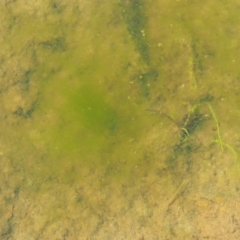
208;104;223;152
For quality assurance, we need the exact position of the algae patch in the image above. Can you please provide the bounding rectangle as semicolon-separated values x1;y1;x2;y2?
120;0;150;63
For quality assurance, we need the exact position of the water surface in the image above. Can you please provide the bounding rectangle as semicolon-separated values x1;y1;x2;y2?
1;0;240;239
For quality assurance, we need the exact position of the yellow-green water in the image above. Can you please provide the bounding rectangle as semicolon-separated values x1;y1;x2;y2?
1;0;240;239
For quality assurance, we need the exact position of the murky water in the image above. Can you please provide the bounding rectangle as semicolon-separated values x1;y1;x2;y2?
1;0;240;239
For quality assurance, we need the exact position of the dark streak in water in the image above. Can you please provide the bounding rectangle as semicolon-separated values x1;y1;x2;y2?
119;0;150;64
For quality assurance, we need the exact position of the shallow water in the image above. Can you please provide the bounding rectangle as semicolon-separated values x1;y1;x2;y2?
1;0;240;239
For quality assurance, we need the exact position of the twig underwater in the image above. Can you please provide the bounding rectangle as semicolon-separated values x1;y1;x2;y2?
167;179;189;210
146;109;180;128
146;109;192;139
146;103;205;142
207;104;223;151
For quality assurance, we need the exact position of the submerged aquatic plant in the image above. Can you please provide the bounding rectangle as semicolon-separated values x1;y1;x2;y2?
208;104;238;173
147;98;238;174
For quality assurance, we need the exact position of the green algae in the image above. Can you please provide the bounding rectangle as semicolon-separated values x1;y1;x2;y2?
1;1;240;238
1;0;240;198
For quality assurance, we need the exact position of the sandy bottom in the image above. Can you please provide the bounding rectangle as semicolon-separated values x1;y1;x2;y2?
1;128;240;239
